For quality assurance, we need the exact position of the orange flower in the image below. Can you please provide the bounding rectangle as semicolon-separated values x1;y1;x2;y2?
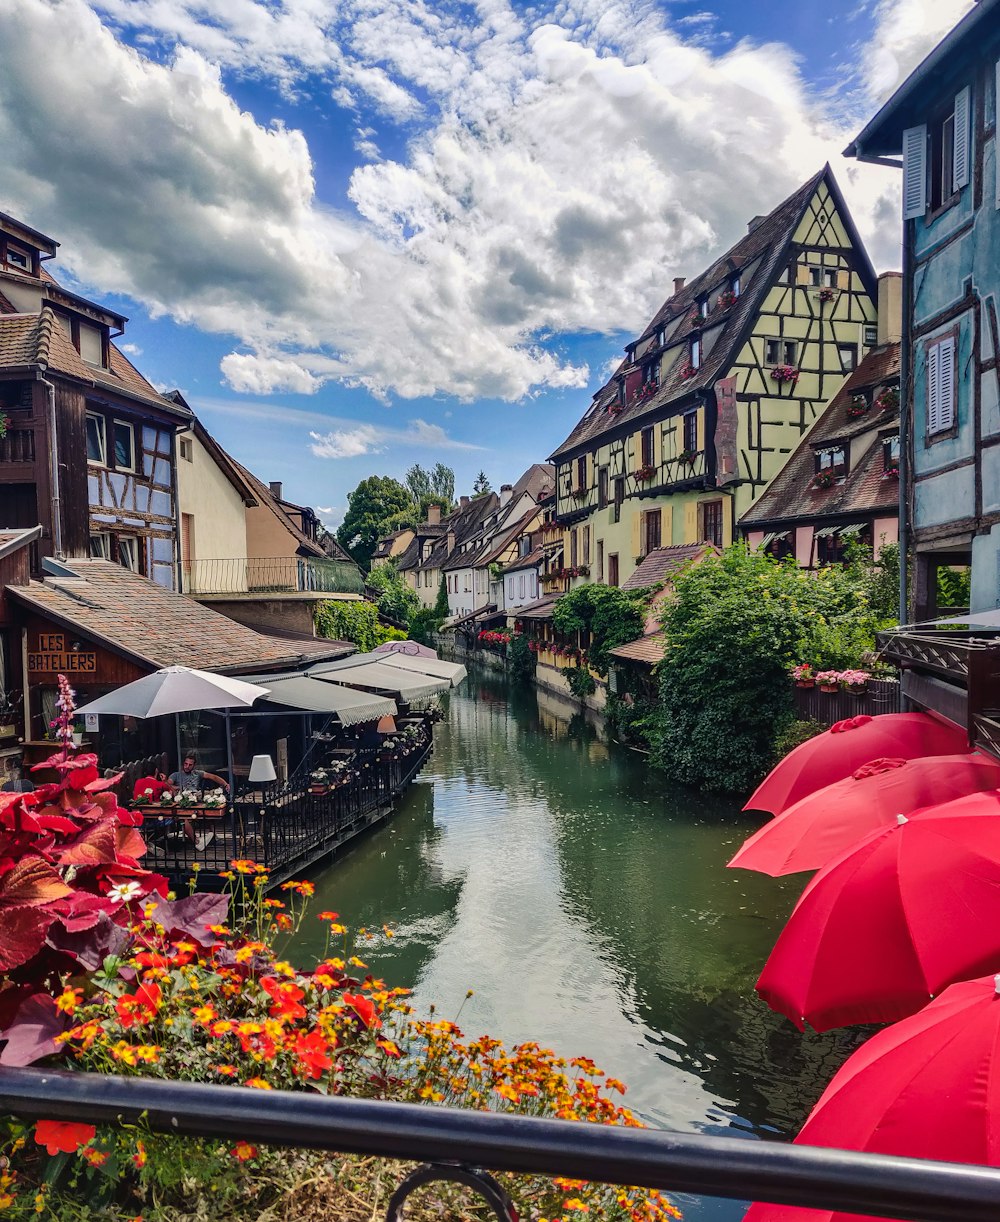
214;1064;239;1077
317;910;339;921
231;859;259;874
34;1120;96;1155
293;1030;332;1079
343;992;380;1029
116;981;161;1028
55;987;83;1015
132;1141;147;1169
244;1077;273;1090
261;976;306;1020
231;1141;258;1161
81;1146;109;1168
376;1038;402;1058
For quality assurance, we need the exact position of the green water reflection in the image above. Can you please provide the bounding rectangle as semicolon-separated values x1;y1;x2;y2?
293;671;865;1219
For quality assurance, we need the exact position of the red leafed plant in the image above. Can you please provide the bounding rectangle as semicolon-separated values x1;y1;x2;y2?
0;674;168;1065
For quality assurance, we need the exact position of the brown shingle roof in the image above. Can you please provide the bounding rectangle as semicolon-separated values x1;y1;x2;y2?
550;167;875;461
8;560;353;674
608;631;666;666
741;344;901;527
622;544;717;590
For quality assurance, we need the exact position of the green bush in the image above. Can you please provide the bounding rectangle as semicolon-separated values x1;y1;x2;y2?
566;666;597;701
552;585;646;676
367;559;420;627
507;633;536;685
771;718;827;765
315;600;405;652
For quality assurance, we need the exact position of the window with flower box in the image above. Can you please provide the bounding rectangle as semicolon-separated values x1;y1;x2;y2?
815;447;847;484
640;427;654;469
883;434;901;475
766;338;797;367
690;336;702;369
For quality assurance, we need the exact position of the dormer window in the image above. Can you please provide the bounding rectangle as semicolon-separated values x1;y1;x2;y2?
697;297;709;319
883;434;901;474
731;275;741;298
690;336;702;369
814;447;847;487
4;246;29;272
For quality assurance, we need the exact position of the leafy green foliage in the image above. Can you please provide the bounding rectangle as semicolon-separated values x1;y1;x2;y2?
507;632;536;685
408;578;451;645
405;463;455;506
771;719;828;765
335;476;414;570
604;691;659;749
936;564;971;610
552;585;646;676
651;546;897;793
315;600;406;651
433;575;450;620
566;666;596;701
367;560;420;627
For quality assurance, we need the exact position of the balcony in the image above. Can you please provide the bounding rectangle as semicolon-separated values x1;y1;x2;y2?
184;557;363;598
0;428;35;463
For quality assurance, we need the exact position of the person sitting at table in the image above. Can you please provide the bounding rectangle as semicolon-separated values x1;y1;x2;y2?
168;752;229;796
132;770;172;803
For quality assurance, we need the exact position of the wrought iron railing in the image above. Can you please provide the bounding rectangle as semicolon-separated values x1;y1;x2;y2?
2;1066;1000;1222
184;556;363;596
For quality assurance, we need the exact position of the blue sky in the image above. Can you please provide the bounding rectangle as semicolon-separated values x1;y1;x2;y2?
0;0;971;526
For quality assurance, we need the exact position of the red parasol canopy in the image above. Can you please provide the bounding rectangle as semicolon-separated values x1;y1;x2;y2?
730;753;1000;876
744;974;1000;1222
756;790;1000;1031
744;713;968;816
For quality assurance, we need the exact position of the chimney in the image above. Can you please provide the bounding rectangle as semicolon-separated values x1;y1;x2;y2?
877;271;903;348
460;495;470;508
446;529;456;554
748;215;766;233
500;483;513;507
269;480;283;500
673;277;686;294
427;502;441;525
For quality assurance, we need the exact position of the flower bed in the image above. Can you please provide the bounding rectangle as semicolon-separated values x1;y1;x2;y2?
0;677;680;1222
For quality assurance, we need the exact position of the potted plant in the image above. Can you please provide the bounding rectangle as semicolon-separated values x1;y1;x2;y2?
875;386;900;413
885;463;900;480
635;465;655;481
840;669;872;695
815;670;842;693
678;449;697;465
818;287;836;302
791;663;815;689
813;469;836;489
847;394;869;419
771;364;800;386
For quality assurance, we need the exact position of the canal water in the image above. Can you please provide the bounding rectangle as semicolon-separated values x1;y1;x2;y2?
294;671;867;1220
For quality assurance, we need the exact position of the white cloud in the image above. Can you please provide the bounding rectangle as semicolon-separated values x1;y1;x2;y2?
309;417;481;459
0;0;973;403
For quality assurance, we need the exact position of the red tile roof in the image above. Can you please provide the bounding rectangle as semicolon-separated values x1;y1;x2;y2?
608;631;666;666
622;544;718;590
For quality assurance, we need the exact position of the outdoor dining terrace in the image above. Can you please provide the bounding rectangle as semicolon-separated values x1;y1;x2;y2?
135;717;435;888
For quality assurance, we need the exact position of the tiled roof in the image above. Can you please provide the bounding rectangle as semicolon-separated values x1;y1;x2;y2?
512;593;561;620
742;344;901;526
608;631;666;666
0;307;190;418
423;494;498;573
8;559;353;674
622;544;718;590
550;168;873;460
511;463;556;502
504;544;544;573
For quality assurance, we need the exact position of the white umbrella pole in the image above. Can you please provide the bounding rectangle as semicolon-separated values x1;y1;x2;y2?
175;713;182;775
225;710;234;795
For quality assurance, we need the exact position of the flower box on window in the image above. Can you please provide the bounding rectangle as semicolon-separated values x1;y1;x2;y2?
571;487;587;500
678;449;697;465
633;382;658;404
608;403;625;416
818;287;836;302
875;387;900;413
716;289;737;311
813;469;837;489
884;465;900;480
847;394;869;419
770;364;800;385
635;465;655;481
678;363;697;381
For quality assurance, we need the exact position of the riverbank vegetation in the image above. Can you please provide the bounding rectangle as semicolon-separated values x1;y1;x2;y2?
648;545;899;792
0;684;679;1222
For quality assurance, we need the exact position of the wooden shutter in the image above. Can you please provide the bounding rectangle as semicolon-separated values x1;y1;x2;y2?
953;87;970;191
902;126;928;219
927;341;941;434
938;335;956;430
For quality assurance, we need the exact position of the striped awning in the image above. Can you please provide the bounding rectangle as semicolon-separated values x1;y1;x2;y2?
245;674;396;725
373;652;467;687
308;659;450;702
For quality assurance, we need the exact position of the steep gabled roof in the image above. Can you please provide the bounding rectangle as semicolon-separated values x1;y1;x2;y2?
741;344;901;527
511;463;555;502
419;494;498;573
223;452;328;560
622;544;718;591
551;167;875;461
179;416;258;507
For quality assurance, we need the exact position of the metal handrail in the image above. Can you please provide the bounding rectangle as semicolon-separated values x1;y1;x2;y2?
2;1066;999;1222
183;556;363;596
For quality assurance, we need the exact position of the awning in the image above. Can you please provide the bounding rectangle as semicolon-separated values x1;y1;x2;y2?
759;531;790;549
374;652;467;687
308;659;450;702
839;523;865;537
814;525;839;538
243;674;396;725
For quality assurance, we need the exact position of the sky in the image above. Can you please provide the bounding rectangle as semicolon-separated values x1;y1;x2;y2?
0;0;973;529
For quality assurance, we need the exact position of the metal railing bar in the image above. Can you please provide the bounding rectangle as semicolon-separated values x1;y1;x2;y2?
2;1067;999;1222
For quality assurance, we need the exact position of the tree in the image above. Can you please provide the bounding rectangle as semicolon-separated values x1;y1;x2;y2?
406;463;455;507
410;577;451;645
367;559;420;627
472;471;492;497
552;584;646;676
335;476;414;570
431;463;455;506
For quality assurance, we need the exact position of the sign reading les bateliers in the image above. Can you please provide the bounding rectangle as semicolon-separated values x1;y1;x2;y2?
28;633;98;674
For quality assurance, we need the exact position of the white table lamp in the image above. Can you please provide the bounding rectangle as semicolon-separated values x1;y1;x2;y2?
248;754;277;784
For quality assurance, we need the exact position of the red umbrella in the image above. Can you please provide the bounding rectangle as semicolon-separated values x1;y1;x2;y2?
756;790;1000;1031
744;974;1000;1222
730;753;1000;876
744;713;968;816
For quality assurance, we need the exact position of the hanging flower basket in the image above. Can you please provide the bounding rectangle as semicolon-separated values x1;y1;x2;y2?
771;365;800;385
840;669;872;695
633;382;658;404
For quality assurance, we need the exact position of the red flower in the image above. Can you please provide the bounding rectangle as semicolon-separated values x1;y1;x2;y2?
294;1029;333;1079
343;992;381;1029
261;976;307;1020
34;1119;96;1155
231;1141;258;1161
116;981;161;1028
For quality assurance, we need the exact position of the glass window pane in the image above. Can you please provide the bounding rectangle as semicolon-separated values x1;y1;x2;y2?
86;415;105;464
114;422;134;469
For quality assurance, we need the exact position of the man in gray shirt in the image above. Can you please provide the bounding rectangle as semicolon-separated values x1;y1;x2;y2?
168;753;229;794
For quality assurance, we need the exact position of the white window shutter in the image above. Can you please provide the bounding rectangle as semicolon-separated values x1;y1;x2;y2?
953;87;971;191
927;341;941;434
903;125;928;219
996;63;1000;207
938;335;956;430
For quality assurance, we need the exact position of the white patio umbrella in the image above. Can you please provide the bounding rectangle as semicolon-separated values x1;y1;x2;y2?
75;666;270;718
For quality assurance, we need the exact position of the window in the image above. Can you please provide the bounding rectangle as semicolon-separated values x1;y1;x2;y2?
838;344;858;372
701;500;723;548
930;111;956;212
598;466;609;509
778;260;795;285
927;334;957;436
582;526;591;564
112;420;135;470
117;536;139;572
519;575;525;598
817;447;847;476
179;437;194;462
85;413;106;465
883;435;901;472
576;455;587;492
640;426;654;469
181;513;195;569
597;540;604;582
809;266;823;287
5;245;29;272
644;357;659;386
683;411;698;454
530;573;537;597
864;325;878;347
823;268;837;289
570;529;578;568
697;297;709;319
765;338;797;367
642;509;662;556
690;336;702;369
731;275;741;298
608;554;619;587
89;533;111;560
612;477;625;524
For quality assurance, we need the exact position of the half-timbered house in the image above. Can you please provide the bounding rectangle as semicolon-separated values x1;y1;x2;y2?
548;167;878;589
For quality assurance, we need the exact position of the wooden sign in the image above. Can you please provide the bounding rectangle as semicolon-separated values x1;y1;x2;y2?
27;633;98;674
